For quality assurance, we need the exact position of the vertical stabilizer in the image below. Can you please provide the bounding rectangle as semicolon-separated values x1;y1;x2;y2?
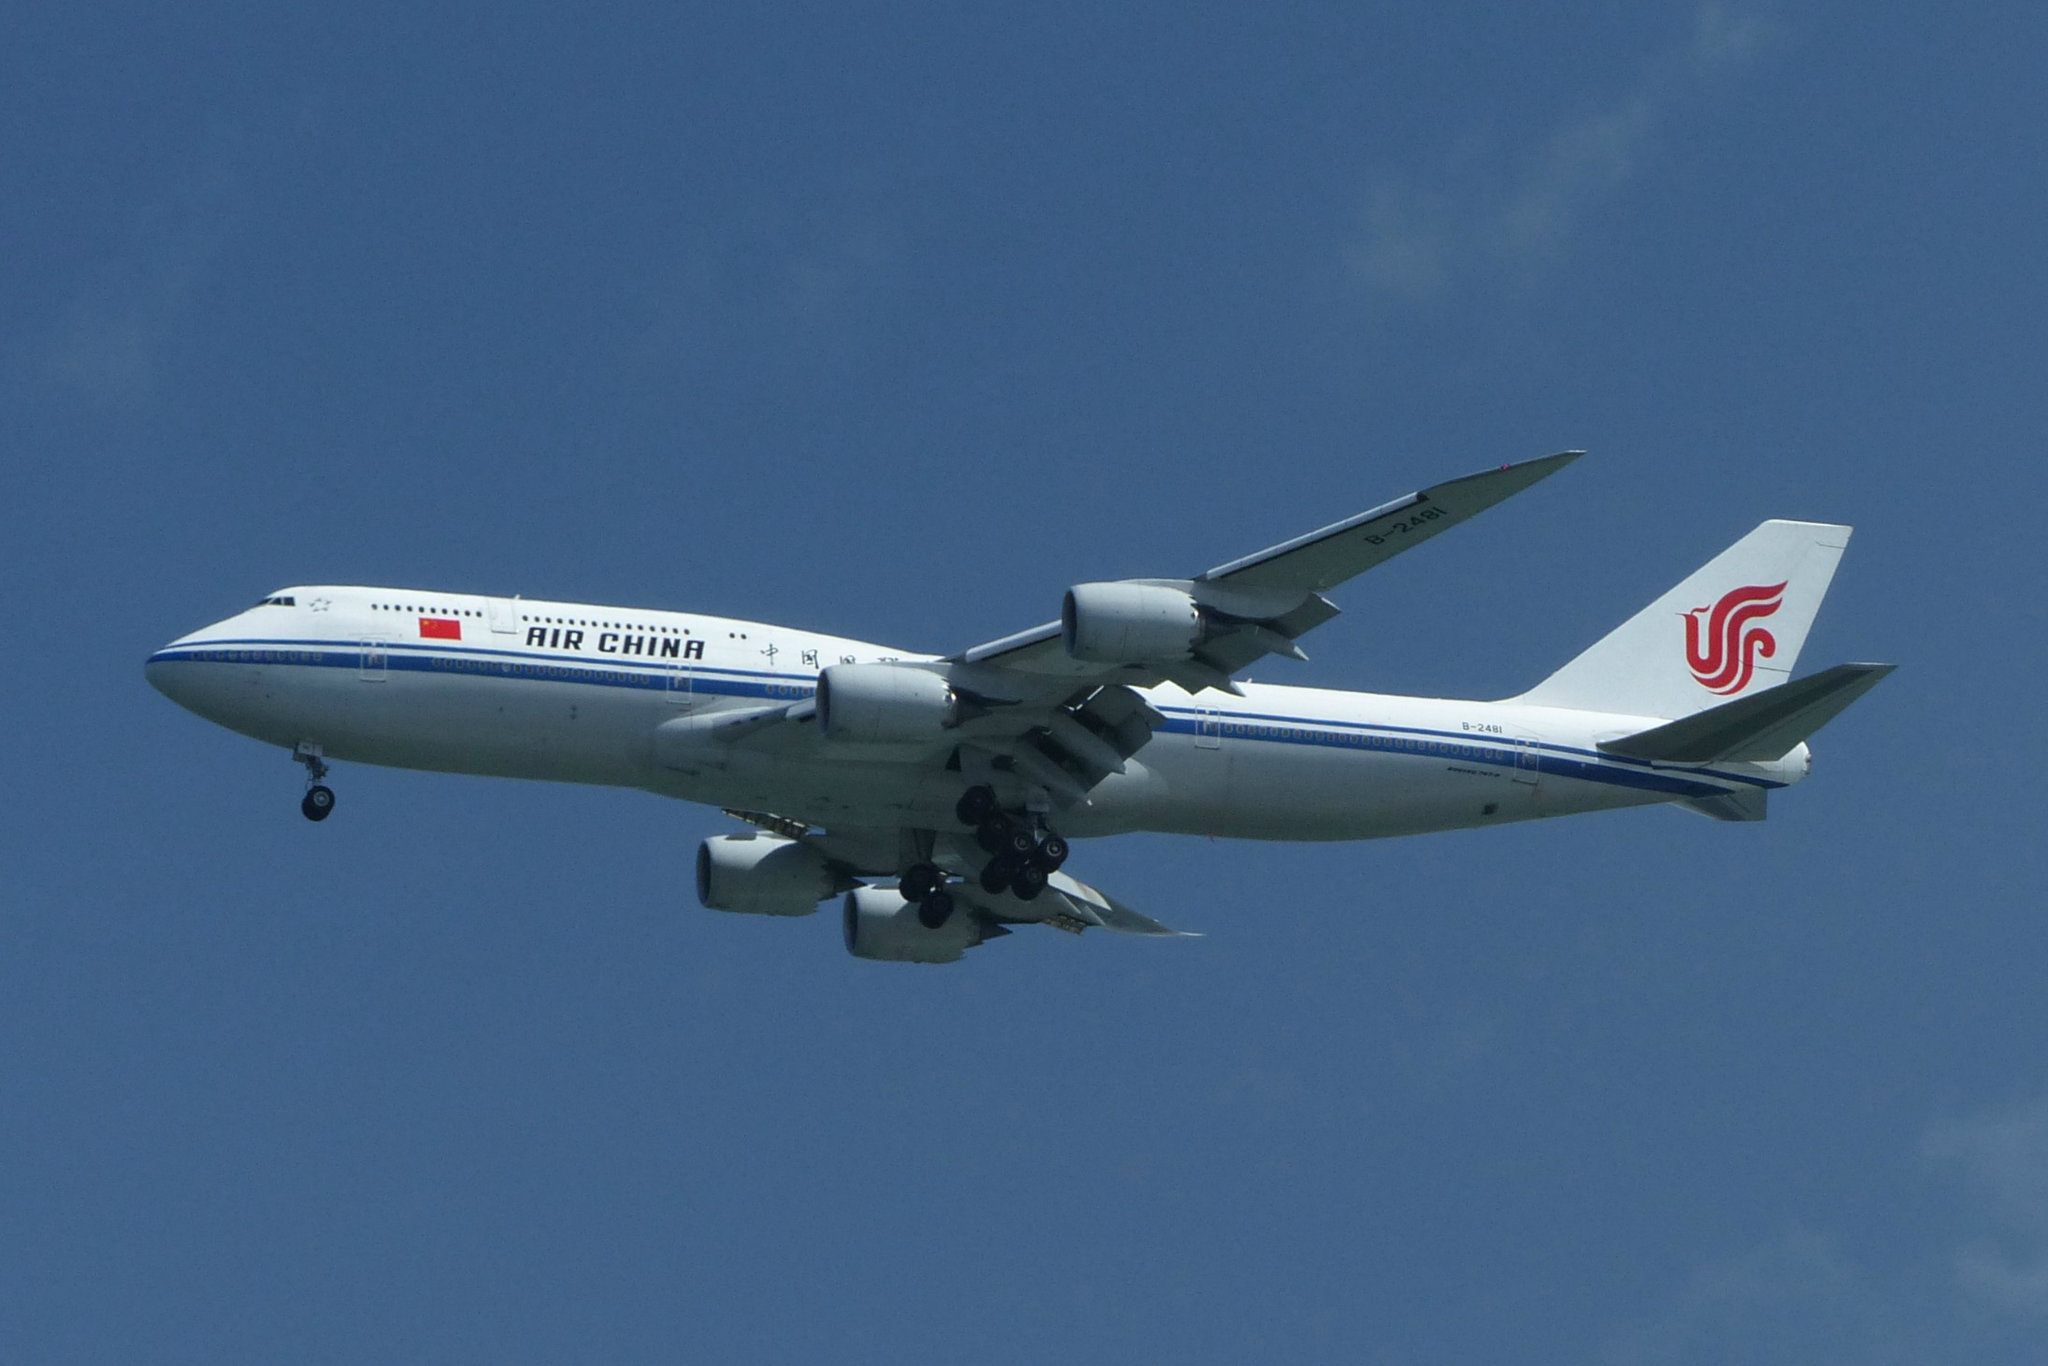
1516;520;1851;719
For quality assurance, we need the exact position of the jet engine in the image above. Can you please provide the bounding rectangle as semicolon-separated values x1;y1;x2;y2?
816;663;957;743
695;833;838;916
1062;582;1204;663
841;886;981;963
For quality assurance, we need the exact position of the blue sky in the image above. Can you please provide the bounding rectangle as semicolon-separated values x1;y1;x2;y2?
4;3;2044;1361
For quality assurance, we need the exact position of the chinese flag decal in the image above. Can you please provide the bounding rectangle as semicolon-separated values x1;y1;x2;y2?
419;616;462;640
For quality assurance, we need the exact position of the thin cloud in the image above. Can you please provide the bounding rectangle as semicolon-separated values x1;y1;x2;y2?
1605;1088;2048;1363
1348;182;1457;302
37;139;244;409
623;184;906;384
1926;1092;2048;1316
1692;2;1774;67
1348;3;1774;302
1491;96;1658;271
1601;1229;1914;1366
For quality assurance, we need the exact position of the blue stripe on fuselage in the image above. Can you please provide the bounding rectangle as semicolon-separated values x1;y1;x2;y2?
146;639;1776;796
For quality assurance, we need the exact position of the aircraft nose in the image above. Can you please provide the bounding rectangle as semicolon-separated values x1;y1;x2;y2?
145;633;218;713
145;645;190;705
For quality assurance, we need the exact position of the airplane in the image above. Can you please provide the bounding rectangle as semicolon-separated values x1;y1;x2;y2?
145;453;1892;963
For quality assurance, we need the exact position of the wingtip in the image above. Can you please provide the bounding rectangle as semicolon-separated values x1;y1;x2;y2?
1498;450;1583;474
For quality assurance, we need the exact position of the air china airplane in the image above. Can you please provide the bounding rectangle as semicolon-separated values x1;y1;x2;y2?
147;454;1891;963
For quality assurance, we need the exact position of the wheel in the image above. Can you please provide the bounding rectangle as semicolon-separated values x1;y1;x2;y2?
977;817;1031;855
917;890;955;929
1013;861;1049;901
900;862;942;901
955;784;999;827
979;854;1017;895
301;785;335;822
1033;833;1069;870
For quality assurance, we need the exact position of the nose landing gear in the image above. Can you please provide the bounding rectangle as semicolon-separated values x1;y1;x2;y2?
294;742;335;822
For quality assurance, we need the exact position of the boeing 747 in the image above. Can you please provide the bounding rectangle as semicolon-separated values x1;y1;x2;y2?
146;454;1891;962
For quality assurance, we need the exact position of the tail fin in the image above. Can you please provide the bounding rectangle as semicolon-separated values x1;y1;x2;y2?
1516;520;1853;719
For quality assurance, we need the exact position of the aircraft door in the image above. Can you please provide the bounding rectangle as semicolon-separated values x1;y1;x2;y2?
359;638;388;681
486;597;520;635
1512;736;1543;791
666;657;692;707
1196;707;1222;749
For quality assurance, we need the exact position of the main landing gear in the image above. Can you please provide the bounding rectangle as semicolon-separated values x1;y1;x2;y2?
895;785;1071;927
294;742;335;822
898;861;955;929
955;784;1067;903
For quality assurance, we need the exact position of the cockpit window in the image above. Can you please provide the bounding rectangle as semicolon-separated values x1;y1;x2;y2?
253;595;296;607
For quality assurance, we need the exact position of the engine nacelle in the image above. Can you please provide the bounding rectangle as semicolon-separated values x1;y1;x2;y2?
695;834;836;916
1062;582;1204;663
841;886;980;964
816;663;957;743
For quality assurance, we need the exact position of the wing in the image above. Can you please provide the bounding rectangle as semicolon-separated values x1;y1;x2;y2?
956;452;1580;691
688;453;1578;814
951;866;1193;938
696;460;1576;957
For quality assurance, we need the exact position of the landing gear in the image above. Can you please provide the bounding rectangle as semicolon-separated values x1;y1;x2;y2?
1011;860;1048;901
975;843;1056;899
976;818;1035;858
955;784;999;827
964;799;1070;898
957;783;1070;901
979;854;1019;895
293;743;335;822
900;862;944;902
917;889;955;929
897;862;956;928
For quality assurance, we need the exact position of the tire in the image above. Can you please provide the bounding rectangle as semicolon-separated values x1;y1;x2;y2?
900;863;941;901
979;855;1017;895
1033;834;1069;870
1013;861;1048;901
301;785;335;822
917;890;955;929
955;785;998;827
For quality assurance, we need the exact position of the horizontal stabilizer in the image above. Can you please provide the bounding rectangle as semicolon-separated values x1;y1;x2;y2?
1599;663;1895;764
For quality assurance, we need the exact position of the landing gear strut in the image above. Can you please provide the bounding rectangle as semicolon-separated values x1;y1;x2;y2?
294;743;335;822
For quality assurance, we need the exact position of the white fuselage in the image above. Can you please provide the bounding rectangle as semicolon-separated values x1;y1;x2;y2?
145;586;1806;851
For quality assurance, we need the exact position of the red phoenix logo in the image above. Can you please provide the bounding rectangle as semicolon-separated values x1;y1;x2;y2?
1684;581;1786;694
